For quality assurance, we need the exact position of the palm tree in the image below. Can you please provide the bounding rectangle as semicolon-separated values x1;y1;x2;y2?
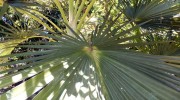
0;0;179;100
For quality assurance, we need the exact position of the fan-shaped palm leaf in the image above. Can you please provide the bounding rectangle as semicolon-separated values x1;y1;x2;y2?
0;0;180;100
118;0;180;29
0;19;179;100
0;14;49;70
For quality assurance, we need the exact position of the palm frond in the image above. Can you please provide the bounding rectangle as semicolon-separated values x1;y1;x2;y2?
0;19;179;99
118;0;180;29
0;1;179;100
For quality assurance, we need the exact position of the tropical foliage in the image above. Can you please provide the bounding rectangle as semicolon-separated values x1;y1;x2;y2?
0;0;180;100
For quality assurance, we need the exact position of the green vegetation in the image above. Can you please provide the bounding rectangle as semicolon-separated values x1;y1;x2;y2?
0;0;179;100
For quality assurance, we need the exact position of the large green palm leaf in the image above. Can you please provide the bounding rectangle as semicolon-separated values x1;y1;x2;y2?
118;0;180;29
0;20;179;99
119;0;179;19
0;0;180;100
